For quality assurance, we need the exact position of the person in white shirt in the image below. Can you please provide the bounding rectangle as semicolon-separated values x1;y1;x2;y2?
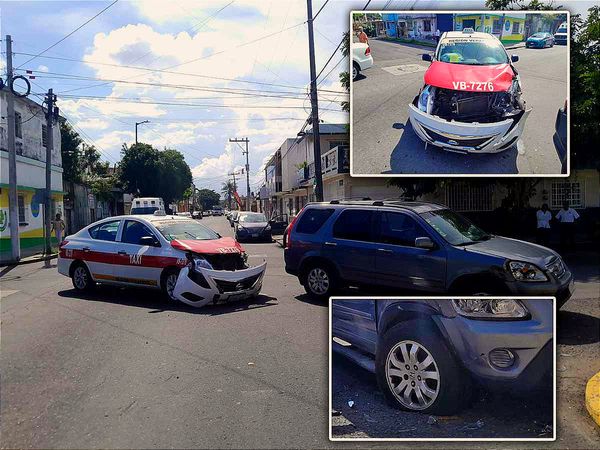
555;201;580;252
435;29;441;44
536;203;551;246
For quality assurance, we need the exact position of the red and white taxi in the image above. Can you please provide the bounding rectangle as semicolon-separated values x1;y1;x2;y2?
58;214;266;308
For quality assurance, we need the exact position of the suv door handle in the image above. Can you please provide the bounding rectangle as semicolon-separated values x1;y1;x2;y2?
377;248;393;253
324;242;337;247
117;251;127;256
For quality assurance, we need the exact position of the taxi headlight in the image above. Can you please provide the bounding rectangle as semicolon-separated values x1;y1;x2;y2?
418;85;432;112
192;256;213;271
452;299;529;319
508;261;548;282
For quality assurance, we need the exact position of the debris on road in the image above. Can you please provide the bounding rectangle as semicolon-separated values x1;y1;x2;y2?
347;400;355;408
461;419;485;431
538;424;553;436
247;362;255;366
427;415;438;425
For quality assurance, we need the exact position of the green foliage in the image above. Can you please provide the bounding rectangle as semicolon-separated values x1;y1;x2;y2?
89;176;116;203
221;180;235;210
485;0;559;9
60;121;84;183
119;143;192;205
340;31;350;113
195;189;220;211
386;179;438;200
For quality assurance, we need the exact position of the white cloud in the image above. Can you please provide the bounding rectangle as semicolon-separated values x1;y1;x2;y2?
76;118;110;130
37;65;49;73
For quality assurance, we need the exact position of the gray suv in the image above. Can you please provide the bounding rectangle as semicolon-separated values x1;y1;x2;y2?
332;298;553;415
284;201;574;306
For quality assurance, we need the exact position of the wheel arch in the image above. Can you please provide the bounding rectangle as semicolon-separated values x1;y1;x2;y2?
69;259;94;280
298;255;340;284
378;302;442;338
448;271;510;295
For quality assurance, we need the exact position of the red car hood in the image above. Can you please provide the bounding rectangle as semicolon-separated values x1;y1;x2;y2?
424;61;514;92
171;237;244;254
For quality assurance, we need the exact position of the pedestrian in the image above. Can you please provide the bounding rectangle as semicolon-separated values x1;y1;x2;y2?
435;28;441;44
555;201;579;253
51;213;66;246
535;203;551;247
357;26;369;44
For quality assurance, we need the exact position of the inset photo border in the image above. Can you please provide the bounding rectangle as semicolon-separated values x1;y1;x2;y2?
328;296;557;441
349;10;570;177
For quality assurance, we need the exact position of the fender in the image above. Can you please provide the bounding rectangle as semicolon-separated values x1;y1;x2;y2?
377;300;443;336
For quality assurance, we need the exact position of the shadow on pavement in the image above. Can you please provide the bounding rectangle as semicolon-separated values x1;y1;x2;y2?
385;120;519;175
557;310;600;345
58;286;278;316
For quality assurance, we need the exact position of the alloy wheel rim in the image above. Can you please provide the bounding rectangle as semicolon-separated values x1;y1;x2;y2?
352;66;357;79
74;267;87;289
308;268;329;295
166;274;178;299
386;340;440;410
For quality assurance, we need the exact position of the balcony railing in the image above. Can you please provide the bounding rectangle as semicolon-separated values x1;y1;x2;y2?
321;145;349;176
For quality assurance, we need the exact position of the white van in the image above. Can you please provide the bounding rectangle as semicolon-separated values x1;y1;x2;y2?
554;21;567;45
130;197;165;215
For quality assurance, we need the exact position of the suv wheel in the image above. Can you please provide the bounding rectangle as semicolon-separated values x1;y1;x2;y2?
303;263;337;300
375;321;471;415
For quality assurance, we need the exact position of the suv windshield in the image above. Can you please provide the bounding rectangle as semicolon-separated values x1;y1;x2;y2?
239;213;267;223
131;207;159;215
420;209;490;246
437;38;508;65
154;220;219;241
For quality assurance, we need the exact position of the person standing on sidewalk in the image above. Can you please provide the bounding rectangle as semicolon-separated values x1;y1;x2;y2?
435;29;441;44
51;213;66;247
357;27;369;44
536;203;552;247
555;201;579;252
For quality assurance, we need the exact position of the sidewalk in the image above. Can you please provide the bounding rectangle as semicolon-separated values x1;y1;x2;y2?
0;252;58;267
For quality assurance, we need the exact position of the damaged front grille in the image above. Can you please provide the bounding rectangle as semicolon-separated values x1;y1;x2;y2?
431;87;523;123
423;128;493;149
214;274;261;293
202;253;247;271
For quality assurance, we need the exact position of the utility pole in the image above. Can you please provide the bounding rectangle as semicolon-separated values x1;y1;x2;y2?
135;120;149;144
229;137;250;210
5;35;20;262
44;88;56;267
306;0;324;202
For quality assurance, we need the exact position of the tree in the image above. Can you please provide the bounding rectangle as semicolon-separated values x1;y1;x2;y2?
221;180;235;210
386;179;438;200
119;143;161;196
340;31;350;113
157;148;193;206
195;189;220;211
60;121;84;183
485;0;559;10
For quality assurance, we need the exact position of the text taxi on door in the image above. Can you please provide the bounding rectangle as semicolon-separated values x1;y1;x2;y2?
57;213;266;308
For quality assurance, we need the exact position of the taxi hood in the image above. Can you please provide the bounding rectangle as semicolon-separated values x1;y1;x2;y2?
171;237;244;254
424;61;515;92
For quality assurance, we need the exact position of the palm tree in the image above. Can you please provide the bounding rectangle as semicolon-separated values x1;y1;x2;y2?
221;180;235;210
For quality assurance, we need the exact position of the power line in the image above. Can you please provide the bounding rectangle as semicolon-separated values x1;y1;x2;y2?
313;0;330;20
16;0;119;69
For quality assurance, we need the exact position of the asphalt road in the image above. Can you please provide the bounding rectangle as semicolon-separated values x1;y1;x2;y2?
1;217;598;448
351;39;568;175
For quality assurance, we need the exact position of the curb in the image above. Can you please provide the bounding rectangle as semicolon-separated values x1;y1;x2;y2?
585;371;600;427
0;253;58;268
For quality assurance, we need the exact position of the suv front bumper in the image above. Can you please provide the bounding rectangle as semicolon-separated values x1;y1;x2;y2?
408;103;531;154
172;261;267;308
504;271;574;309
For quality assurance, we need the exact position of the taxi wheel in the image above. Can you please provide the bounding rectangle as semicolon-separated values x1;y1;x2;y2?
71;262;95;292
161;268;180;301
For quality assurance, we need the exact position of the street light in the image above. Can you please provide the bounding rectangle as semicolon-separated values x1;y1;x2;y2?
135;120;150;144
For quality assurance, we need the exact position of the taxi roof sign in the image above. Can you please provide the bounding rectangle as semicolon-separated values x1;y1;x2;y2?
462;27;475;34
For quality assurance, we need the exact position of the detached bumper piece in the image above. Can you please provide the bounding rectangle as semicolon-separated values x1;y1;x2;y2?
172;261;267;308
408;103;531;154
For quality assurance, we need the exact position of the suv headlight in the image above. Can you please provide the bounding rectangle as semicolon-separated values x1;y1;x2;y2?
190;256;213;271
452;299;529;319
508;261;548;282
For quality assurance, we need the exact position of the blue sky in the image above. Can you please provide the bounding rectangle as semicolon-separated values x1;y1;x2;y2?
0;0;595;193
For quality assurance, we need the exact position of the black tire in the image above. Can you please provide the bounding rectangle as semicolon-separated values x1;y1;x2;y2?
352;62;360;81
161;268;180;301
301;261;338;300
70;262;95;292
375;320;471;415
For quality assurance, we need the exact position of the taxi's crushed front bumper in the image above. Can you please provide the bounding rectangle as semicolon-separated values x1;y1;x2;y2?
172;261;267;308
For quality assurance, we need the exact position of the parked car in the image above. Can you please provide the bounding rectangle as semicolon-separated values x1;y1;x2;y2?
554;21;568;45
332;298;553;415
203;210;212;217
352;42;373;80
228;210;239;227
284;201;574;307
526;32;554;48
211;207;224;216
176;212;192;218
57;215;266;308
192;211;203;220
235;212;272;242
409;29;530;154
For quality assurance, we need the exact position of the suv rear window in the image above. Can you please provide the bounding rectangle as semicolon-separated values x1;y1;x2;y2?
296;208;334;234
332;209;373;241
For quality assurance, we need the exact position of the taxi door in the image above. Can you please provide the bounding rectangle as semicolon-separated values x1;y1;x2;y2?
82;218;122;282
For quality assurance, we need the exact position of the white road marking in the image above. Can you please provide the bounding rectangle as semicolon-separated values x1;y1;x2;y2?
381;64;428;76
0;290;19;299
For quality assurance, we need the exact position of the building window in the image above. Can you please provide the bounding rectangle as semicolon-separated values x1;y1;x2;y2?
551;182;584;208
512;22;520;34
42;124;48;147
492;20;502;34
15;112;22;138
423;20;431;32
328;140;348;150
17;195;26;223
462;19;476;30
446;182;493;212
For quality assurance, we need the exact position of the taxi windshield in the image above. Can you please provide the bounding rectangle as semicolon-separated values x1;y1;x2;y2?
155;220;219;241
239;213;267;223
437;38;508;65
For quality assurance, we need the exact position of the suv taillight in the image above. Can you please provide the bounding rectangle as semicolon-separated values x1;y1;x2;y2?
285;210;302;249
365;46;371;56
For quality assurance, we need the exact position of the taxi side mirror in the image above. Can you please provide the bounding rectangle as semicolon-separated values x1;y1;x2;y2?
511;54;519;63
422;53;432;62
139;236;160;247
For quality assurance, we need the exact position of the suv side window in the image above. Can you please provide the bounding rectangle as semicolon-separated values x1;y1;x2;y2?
296;208;334;234
376;212;428;247
122;220;156;245
88;220;121;242
332;209;374;242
